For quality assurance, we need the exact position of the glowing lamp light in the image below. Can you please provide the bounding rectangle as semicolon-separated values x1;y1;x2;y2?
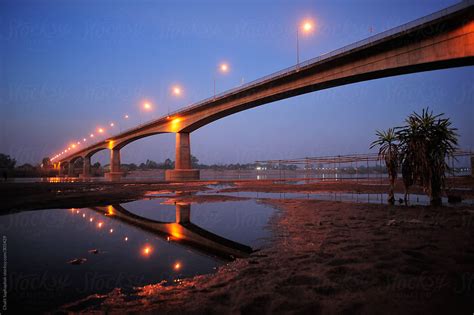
97;222;103;228
124;114;129;119
143;102;152;110
174;262;181;270
172;86;182;96
98;128;104;133
72;144;76;148
124;237;128;241
89;217;93;222
83;138;86;142
110;122;114;127
109;229;114;233
90;134;94;138
219;63;229;73
300;19;315;34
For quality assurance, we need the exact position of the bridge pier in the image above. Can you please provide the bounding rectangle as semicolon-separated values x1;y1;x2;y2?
105;148;123;181
176;203;191;223
67;162;74;177
79;156;91;178
165;132;200;181
58;163;64;177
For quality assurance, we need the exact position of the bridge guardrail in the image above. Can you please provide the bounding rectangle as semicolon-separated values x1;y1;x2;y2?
59;0;472;161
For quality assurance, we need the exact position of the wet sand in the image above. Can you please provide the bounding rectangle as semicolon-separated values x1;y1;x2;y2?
53;178;474;314
2;177;474;314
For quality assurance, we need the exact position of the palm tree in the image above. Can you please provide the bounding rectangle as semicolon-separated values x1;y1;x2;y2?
370;128;399;204
396;108;458;206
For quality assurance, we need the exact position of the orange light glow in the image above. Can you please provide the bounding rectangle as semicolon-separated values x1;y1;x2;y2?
169;223;183;239
219;63;229;73
174;262;181;270
301;19;314;33
97;222;103;228
107;206;115;216
170;118;181;132
98;128;104;133
90;134;94;138
124;237;128;241
83;138;86;142
71;144;76;148
142;102;152;111
172;85;182;96
108;140;114;150
142;245;152;256
82;213;86;218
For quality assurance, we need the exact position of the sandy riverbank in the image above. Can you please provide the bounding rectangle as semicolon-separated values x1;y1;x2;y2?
1;176;473;212
49;178;474;314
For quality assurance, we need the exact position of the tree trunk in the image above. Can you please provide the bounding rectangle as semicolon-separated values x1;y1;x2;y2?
430;174;442;206
388;175;395;204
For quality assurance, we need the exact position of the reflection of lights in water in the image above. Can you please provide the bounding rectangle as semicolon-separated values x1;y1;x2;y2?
97;222;103;228
89;217;94;222
167;236;170;242
109;229;114;233
174;262;181;270
107;206;114;216
76;210;80;214
82;214;86;218
142;245;152;256
124;237;128;241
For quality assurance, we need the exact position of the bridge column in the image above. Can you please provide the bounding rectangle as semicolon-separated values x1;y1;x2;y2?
58;163;64;177
165;132;200;181
176;203;190;224
67;162;74;177
105;148;123;181
79;156;91;178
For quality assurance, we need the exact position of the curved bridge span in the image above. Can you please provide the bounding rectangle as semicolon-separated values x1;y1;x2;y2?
90;203;253;260
55;1;474;180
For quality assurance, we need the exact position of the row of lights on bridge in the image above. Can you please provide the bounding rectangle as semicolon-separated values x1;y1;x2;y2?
50;19;315;162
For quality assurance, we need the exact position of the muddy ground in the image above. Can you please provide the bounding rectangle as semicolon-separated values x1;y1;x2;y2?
2;177;474;314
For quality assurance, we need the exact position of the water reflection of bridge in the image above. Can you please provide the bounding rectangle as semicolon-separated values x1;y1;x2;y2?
89;203;252;260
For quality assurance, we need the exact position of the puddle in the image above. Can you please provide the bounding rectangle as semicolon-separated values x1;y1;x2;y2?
208;191;474;206
0;199;275;312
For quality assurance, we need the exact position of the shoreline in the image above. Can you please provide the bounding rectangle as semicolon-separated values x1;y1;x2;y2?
2;177;474;313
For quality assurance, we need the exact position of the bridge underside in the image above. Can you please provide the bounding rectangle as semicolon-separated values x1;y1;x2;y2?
55;3;474;181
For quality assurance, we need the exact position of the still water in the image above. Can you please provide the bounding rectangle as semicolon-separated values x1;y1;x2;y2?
0;199;275;312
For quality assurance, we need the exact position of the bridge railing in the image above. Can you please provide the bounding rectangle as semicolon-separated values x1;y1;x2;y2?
60;0;472;160
123;1;470;132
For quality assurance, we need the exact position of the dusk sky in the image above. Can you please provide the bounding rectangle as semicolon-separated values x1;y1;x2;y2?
1;0;472;166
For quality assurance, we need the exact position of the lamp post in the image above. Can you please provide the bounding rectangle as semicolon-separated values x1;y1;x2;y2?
214;62;229;99
296;19;314;69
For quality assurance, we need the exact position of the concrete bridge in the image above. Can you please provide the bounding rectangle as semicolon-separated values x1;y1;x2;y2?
54;1;474;181
90;202;253;260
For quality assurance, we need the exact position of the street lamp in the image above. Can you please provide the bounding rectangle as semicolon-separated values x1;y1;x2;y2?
296;19;315;68
140;101;154;124
214;62;230;98
172;86;182;96
143;102;152;111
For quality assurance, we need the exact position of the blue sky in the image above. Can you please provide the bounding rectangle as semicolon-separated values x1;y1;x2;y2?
1;0;472;165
